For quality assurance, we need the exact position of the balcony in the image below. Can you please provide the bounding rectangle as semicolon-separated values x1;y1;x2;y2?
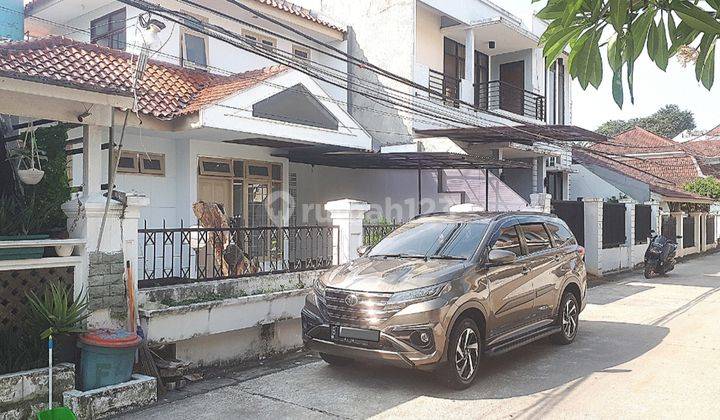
476;81;546;122
424;68;546;122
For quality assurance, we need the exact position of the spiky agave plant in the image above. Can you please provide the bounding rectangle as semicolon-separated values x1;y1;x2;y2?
26;281;90;340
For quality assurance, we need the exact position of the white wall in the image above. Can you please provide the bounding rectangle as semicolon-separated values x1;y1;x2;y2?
570;164;628;200
415;4;443;72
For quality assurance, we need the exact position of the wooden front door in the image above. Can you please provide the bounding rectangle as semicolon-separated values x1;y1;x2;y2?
499;61;525;115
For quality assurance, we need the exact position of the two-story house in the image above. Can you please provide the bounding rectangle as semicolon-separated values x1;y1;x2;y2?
306;0;577;204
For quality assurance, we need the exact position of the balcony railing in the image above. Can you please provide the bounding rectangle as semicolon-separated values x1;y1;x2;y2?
428;69;460;108
138;223;338;288
476;80;546;121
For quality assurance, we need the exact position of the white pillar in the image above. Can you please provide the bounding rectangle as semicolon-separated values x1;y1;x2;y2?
621;199;635;269
529;193;552;213
82;125;105;197
583;198;603;276
465;29;475;84
646;201;660;233
324;199;370;265
672;212;684;257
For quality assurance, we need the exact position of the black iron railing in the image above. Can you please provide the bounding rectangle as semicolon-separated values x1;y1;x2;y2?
706;216;716;245
429;69;460;108
602;203;627;249
363;223;401;247
476;80;546;121
551;200;585;247
683;216;695;249
635;205;652;244
138;222;338;288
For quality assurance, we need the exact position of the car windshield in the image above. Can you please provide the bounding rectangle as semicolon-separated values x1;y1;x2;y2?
368;221;488;259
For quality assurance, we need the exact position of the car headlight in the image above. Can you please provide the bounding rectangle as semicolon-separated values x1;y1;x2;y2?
313;278;326;298
386;282;451;306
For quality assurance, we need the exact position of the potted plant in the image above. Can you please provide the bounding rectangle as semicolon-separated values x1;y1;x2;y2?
8;128;47;185
27;281;90;364
51;230;74;257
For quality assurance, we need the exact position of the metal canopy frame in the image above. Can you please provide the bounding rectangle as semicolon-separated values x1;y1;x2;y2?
279;150;531;215
415;124;608;144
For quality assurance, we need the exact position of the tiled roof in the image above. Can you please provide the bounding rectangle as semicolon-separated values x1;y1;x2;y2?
681;140;720;158
591;127;684;155
574;149;711;202
706;124;720;137
25;0;345;33
252;0;345;33
0;37;287;120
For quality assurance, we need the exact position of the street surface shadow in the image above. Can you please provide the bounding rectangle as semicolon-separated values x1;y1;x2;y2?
587;282;654;305
238;320;668;418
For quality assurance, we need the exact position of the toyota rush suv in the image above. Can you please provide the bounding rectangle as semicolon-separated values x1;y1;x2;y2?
302;212;587;389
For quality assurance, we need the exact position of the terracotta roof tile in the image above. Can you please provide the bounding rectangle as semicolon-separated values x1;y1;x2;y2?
591;126;683;154
251;0;345;33
0;37;287;120
681;140;720;158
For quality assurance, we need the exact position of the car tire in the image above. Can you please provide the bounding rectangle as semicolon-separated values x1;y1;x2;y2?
441;317;482;390
319;352;354;366
551;291;579;345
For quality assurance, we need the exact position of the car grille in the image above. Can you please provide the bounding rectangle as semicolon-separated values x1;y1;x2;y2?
318;287;398;327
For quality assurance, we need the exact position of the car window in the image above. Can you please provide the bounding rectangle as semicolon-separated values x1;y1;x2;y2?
546;222;577;247
491;225;523;256
521;223;552;254
440;223;488;258
368;221;488;259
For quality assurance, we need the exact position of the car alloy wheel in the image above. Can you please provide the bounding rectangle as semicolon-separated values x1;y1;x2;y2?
455;327;479;381
562;298;578;339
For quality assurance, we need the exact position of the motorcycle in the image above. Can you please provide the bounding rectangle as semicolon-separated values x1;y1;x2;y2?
644;230;678;279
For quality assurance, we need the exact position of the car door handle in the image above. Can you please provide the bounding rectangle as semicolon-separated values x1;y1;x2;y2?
521;266;530;275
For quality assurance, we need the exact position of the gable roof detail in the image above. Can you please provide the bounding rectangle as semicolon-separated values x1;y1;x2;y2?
0;37;287;120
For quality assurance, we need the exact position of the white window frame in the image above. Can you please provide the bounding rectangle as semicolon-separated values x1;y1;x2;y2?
243;30;276;50
180;15;209;70
117;150;165;176
292;45;310;60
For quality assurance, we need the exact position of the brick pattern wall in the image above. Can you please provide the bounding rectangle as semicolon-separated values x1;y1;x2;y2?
87;252;127;320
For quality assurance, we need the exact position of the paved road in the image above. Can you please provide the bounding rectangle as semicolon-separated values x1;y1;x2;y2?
121;253;720;419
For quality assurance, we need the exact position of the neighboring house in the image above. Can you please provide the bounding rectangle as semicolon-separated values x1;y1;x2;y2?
303;0;578;202
679;124;720;177
570;127;717;258
571;127;706;204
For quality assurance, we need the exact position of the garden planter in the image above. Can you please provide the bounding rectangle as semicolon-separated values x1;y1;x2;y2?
0;234;49;260
17;168;45;185
78;329;141;391
54;244;74;257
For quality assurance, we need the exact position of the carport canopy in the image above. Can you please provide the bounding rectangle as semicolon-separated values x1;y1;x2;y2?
279;149;531;213
415;125;607;145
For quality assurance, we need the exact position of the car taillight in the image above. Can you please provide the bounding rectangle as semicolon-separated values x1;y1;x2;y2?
577;246;585;257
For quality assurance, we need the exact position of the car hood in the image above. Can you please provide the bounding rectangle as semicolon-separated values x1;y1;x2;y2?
321;257;467;293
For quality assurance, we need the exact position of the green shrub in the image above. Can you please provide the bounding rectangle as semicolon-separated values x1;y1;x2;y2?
683;176;720;200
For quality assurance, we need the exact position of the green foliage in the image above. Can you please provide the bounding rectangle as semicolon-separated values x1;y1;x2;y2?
26;281;90;340
0;326;46;375
1;124;71;235
683;176;720;200
596;104;696;138
535;0;720;107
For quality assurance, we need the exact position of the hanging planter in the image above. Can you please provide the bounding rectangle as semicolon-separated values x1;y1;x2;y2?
10;124;47;185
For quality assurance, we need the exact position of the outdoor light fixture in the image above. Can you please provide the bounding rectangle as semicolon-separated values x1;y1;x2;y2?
488;41;496;49
77;110;92;123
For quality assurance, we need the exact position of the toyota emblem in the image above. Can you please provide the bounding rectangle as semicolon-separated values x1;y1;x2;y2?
345;294;359;306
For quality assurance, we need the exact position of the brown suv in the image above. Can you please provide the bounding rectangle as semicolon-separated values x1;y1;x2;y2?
302;211;587;389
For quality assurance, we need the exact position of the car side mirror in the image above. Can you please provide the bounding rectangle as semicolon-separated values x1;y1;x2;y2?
487;249;517;265
357;245;371;256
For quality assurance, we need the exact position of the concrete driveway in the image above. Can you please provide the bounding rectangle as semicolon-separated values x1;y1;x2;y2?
120;252;720;419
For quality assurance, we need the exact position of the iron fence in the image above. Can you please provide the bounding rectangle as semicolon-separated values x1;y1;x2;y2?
138;222;338;288
707;216;716;245
363;223;401;247
551;200;585;247
634;205;652;244
602;203;626;249
683;216;695;249
476;80;546;121
661;215;677;242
